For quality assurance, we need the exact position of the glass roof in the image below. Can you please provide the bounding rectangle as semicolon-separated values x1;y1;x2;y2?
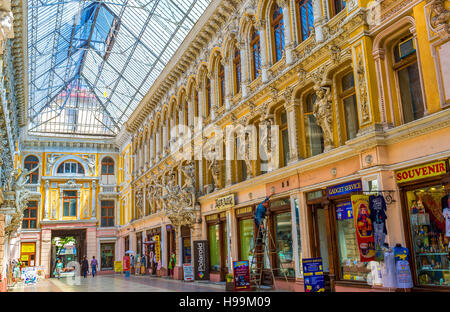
28;0;211;137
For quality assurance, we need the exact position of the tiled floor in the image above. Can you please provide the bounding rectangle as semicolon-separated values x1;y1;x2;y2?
9;274;227;292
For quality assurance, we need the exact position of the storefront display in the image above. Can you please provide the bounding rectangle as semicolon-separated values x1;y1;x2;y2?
208;223;220;272
100;243;115;270
20;243;36;267
274;212;294;278
351;195;375;263
239;219;254;262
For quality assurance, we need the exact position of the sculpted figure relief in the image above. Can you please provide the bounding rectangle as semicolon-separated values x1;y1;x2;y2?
238;132;253;179
313;83;334;152
430;0;450;31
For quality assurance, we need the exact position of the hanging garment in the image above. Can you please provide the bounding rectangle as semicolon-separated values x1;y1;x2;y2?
370;195;388;261
382;249;397;288
395;260;413;289
443;208;450;237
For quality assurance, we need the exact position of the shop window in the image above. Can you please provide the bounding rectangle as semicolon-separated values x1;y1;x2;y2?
406;185;449;287
101;200;115;227
239;218;255;262
250;27;261;80
393;37;424;124
296;0;314;42
271;4;285;63
21;243;36;267
233;46;241;94
331;0;346;17
24;155;39;184
341;72;359;141
57;161;85;174
100;243;115;271
336;201;370;282
274;212;295;277
304;92;324;157
63;190;77;217
22;201;38;229
208;224;220;271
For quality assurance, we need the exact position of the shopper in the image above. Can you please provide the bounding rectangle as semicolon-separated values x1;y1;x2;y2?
91;256;98;278
55;258;63;279
81;256;89;278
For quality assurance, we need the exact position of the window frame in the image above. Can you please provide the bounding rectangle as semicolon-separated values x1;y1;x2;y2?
250;27;261;81
101;157;115;175
303;92;324;158
271;4;285;64
233;46;241;95
339;71;360;141
22;200;38;230
218;63;225;107
24;155;39;184
62;190;78;218
57;161;85;175
205;76;212;117
331;0;346;17
296;0;314;43
101;200;115;227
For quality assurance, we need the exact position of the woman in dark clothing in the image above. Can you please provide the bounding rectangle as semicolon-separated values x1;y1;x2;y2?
81;256;89;278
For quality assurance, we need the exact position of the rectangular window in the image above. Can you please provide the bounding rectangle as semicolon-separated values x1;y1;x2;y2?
280;111;290;167
406;185;449;287
341;73;359;140
397;63;424;123
101;200;115;227
239;219;255;262
336;201;370;282
304;93;324;157
22;201;38;229
208;224;220;271
275;212;295;277
63;191;77;217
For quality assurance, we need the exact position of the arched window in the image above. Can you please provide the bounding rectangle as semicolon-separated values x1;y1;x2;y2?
101;157;115;175
393;36;424;123
24;155;39;184
219;63;225;107
271;4;285;63
233;46;241;94
57;161;85;174
297;0;314;42
304;93;324;157
331;0;346;17
194;89;199;118
250;27;261;80
206;76;212;117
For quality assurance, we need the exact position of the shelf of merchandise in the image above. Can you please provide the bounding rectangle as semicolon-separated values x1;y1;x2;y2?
418;268;450;272
417;253;448;256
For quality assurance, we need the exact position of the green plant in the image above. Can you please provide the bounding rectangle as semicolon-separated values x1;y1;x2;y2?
52;236;76;256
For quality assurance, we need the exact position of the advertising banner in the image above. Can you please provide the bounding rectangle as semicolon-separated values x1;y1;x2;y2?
21;267;37;285
193;240;209;280
302;258;325;292
123;255;130;271
154;235;161;262
335;201;353;220
233;260;251;291
351;195;375;262
114;261;123;273
183;263;194;282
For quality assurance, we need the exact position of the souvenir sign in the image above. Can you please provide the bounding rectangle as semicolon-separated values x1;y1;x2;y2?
114;261;123;273
183;263;194;282
351;195;375;262
233;260;251;291
302;258;325;292
193;240;209;280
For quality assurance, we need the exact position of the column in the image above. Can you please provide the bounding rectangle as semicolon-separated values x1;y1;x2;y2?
161;225;167;272
40;229;52;278
284;98;301;164
156;130;161;162
226;210;233;272
257;19;270;83
209;73;216;120
279;0;294;64
91;181;97;219
224;57;232;110
150;135;155;164
175;226;183;280
372;48;389;126
240;40;249;98
44;181;50;220
312;0;325;43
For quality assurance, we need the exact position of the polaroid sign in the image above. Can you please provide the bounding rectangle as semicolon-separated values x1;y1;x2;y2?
193;240;209;281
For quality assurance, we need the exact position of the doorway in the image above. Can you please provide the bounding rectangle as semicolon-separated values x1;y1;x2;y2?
50;229;86;277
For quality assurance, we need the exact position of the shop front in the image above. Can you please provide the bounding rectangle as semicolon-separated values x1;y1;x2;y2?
306;179;371;291
181;225;192;264
166;224;176;277
396;159;450;290
20;242;36;267
100;243;115;271
206;212;228;281
145;228;162;276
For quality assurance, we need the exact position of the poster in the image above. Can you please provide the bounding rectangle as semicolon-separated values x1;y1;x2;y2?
36;267;46;280
335;201;353;220
233;260;251;291
21;267;37;285
154;235;161;262
183;263;194;282
114;261;123;273
193;240;209;280
302;258;325;292
351;195;375;262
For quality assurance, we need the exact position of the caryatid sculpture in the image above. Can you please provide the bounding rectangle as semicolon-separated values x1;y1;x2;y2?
313;82;334;152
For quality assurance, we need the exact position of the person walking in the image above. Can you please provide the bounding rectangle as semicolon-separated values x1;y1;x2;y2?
55;258;63;279
81;256;89;278
91;256;98;278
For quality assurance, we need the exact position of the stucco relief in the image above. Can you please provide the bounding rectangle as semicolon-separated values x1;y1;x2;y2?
429;0;450;33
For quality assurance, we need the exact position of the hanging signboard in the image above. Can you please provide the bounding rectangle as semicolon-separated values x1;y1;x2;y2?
183;263;194;282
123;255;130;271
302;258;325;292
193;240;209;280
233;260;251;291
154;235;161;262
351;195;375;262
